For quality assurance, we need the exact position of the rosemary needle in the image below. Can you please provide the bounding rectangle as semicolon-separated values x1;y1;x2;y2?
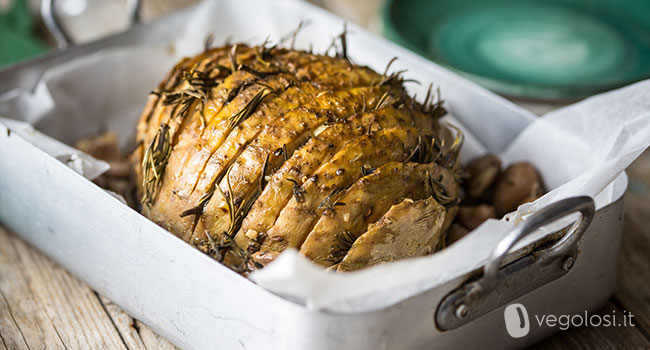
142;123;172;205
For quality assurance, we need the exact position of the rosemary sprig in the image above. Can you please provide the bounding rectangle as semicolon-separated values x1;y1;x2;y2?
327;230;356;264
180;153;270;238
291;21;306;50
378;68;407;87
204;33;215;52
318;187;347;214
201;231;261;273
179;162;228;234
423;83;433;110
361;95;367;114
154;63;225;127
259;153;270;194
338;23;348;59
383;57;399;77
421;135;437;163
141;123;172;205
276;20;309;50
375;91;397;110
180;187;214;218
164;88;206;125
226;80;257;105
217;166;258;239
421;83;446;119
361;164;376;177
436;125;464;169
230;44;239;72
431;137;444;164
202;230;223;260
228;85;276;131
179;204;203;218
286;178;306;203
145;63;186;124
325;23;349;59
216;168;236;237
183;67;222;88
129;139;144;155
238;64;282;79
255;36;273;67
338;230;356;250
374;56;420;87
404;134;422;164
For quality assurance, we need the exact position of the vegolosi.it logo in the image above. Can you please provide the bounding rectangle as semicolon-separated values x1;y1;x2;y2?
504;303;530;338
504;302;636;338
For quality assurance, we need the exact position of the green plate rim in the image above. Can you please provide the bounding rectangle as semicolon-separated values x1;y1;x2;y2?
380;0;650;100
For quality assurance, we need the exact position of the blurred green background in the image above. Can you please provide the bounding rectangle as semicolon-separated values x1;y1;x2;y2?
0;0;47;67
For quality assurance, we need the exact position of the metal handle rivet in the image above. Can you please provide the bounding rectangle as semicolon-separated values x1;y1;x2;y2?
455;304;469;319
562;257;575;271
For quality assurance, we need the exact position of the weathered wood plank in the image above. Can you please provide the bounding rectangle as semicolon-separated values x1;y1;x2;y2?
98;295;148;350
99;295;177;350
0;286;30;350
614;149;650;337
1;228;76;350
531;302;650;349
136;320;178;350
0;227;128;350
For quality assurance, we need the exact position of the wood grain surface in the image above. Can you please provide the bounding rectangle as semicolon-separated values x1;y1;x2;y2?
1;0;649;349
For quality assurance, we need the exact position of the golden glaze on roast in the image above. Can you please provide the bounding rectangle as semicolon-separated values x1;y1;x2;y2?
337;196;447;271
133;43;460;271
299;161;458;267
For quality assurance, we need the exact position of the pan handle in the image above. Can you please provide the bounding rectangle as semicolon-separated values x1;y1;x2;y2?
435;196;595;331
41;0;142;49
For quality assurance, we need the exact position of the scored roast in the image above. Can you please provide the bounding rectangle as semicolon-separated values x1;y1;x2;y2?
131;38;498;273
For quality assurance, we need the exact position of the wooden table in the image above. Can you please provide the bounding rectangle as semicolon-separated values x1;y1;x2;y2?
1;1;649;349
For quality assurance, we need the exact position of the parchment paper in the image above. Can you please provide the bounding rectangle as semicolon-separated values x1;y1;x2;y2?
1;0;649;313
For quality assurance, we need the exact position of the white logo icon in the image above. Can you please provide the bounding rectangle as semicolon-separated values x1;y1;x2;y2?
504;303;530;338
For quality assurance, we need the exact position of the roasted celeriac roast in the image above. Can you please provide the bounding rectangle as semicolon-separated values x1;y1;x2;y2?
128;40;541;273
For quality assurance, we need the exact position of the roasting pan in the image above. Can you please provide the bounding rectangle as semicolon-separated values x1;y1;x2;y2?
0;1;628;349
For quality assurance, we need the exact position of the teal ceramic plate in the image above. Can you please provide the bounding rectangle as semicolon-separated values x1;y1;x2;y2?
383;0;650;100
